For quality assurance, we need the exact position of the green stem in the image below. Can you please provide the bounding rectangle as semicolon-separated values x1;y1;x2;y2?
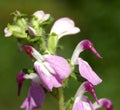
58;87;64;110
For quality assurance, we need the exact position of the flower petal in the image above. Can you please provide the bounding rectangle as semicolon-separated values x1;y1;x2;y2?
93;98;113;110
44;55;71;80
16;72;25;96
4;27;12;37
28;26;37;36
21;81;45;110
34;61;62;91
50;17;80;39
33;10;50;22
78;58;102;85
72;97;92;110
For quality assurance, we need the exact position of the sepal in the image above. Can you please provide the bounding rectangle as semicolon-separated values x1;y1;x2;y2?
48;33;58;54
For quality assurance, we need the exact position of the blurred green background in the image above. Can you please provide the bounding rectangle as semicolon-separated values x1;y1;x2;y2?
0;0;120;110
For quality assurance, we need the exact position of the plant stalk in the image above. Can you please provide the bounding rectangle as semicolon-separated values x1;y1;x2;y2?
58;87;64;110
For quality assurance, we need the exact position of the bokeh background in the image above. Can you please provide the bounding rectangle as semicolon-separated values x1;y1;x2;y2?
0;0;120;110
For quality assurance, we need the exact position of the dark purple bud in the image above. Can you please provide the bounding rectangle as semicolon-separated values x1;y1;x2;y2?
16;72;25;96
81;39;102;59
100;98;113;110
83;81;99;104
23;45;33;58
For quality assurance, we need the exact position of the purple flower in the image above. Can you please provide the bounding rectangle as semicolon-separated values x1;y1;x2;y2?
71;39;102;85
24;45;71;91
16;72;40;96
93;98;113;110
50;17;80;39
72;81;99;110
21;81;45;110
72;81;113;110
17;72;45;110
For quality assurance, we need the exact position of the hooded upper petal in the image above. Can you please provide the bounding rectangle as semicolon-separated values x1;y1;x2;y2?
72;81;99;110
44;55;71;80
93;98;113;110
50;17;80;39
33;10;50;22
34;61;62;91
78;58;102;85
71;39;102;65
21;81;45;110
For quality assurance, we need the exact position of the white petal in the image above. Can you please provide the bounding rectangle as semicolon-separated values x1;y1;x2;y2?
50;17;80;39
4;27;12;37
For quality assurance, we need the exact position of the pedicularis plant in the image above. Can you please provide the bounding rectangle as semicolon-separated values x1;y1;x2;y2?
4;10;113;110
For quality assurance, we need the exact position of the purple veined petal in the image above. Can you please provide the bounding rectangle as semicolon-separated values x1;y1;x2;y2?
44;55;71;80
71;39;102;65
72;97;92;110
80;40;102;59
50;17;80;39
16;72;40;96
78;58;102;85
83;97;95;110
93;98;113;110
34;61;62;91
75;81;99;105
16;72;25;96
83;81;99;104
21;81;45;110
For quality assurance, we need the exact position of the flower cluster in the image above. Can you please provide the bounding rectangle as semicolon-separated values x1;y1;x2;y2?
4;10;113;110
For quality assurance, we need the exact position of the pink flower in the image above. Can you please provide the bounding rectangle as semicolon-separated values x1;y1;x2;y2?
16;72;40;95
4;27;12;37
17;72;45;110
72;81;113;110
71;39;102;85
33;10;50;23
50;17;80;39
93;98;113;110
24;45;71;91
21;82;45;110
72;81;98;110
